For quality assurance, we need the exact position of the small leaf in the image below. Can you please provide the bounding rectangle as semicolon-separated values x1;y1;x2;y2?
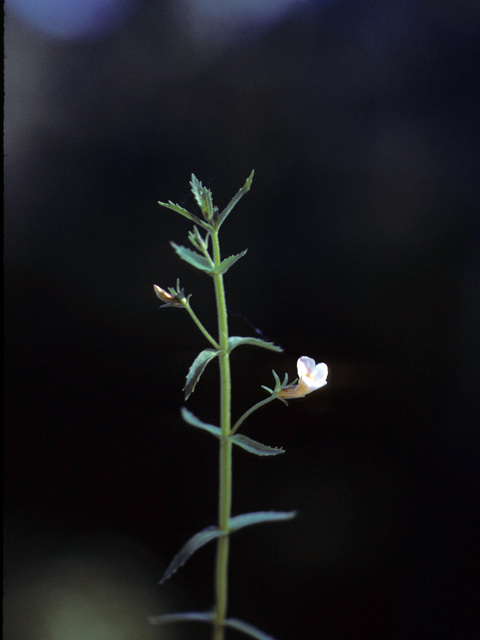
181;407;221;438
190;174;214;221
188;226;210;254
228;336;283;353
171;242;214;273
226;618;279;640
149;611;214;626
184;349;220;399
231;434;285;456
158;201;203;225
229;511;297;532
216;170;255;229
211;250;248;276
160;526;222;584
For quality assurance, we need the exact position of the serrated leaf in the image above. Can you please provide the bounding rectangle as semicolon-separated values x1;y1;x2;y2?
228;336;283;353
184;349;220;399
228;511;297;532
217;170;255;229
190;175;214;220
159;526;222;584
226;618;279;640
211;250;248;276
171;242;214;273
159;512;295;584
231;434;285;456
158;201;202;225
181;407;221;438
149;611;214;626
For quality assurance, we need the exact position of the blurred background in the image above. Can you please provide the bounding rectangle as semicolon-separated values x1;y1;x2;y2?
4;1;479;638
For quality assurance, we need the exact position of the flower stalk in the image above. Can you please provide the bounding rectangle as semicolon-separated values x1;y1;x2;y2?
230;395;278;436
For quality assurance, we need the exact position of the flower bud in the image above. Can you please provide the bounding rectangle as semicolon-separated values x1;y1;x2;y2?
153;284;186;308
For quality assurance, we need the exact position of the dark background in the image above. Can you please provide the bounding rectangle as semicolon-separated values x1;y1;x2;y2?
5;1;479;639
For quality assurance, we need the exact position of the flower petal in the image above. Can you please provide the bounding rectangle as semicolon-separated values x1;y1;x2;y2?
297;356;316;378
312;362;328;386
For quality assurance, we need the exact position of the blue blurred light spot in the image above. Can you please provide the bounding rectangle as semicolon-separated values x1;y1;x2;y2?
7;0;140;40
192;0;310;23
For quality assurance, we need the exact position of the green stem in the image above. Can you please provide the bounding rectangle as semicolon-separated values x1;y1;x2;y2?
211;229;232;640
230;395;278;436
185;301;220;350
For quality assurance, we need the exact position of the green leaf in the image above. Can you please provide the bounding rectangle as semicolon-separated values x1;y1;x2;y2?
190;174;214;221
184;349;220;400
158;512;295;584
171;242;214;273
211;249;248;276
158;201;198;221
226;618;279;640
149;612;280;640
181;409;283;455
216;170;255;229
228;336;283;353
231;434;285;456
188;226;210;254
170;242;246;277
159;526;222;584
149;611;214;626
181;407;221;438
229;511;297;532
159;200;214;232
158;201;202;225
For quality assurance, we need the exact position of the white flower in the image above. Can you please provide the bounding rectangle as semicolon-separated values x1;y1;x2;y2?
278;356;328;399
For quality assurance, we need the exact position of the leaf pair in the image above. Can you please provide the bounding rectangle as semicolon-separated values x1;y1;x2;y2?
159;510;296;584
181;407;284;456
159;170;254;232
171;241;248;277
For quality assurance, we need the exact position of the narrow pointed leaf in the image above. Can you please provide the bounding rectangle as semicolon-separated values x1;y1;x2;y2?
217;170;254;229
181;409;283;454
188;226;210;254
160;526;222;584
190;174;214;220
184;349;220;399
226;618;279;640
229;511;297;532
211;250;248;276
181;407;221;438
158;201;203;225
231;434;285;456
171;242;214;273
148;612;279;640
228;336;283;353
149;611;214;626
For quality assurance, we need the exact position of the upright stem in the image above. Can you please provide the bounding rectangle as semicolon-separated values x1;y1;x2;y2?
211;230;232;640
